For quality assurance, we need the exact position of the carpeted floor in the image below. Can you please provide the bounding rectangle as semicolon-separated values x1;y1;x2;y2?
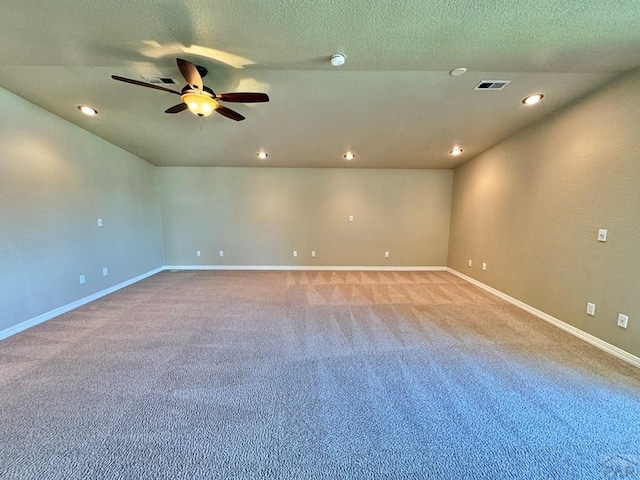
1;270;639;479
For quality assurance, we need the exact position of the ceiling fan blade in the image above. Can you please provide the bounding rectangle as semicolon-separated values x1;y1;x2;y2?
217;92;270;103
215;106;245;121
177;58;204;91
164;103;189;114
111;75;182;95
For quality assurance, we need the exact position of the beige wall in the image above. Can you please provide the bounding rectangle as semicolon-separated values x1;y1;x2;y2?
159;167;453;267
0;88;164;332
448;69;640;357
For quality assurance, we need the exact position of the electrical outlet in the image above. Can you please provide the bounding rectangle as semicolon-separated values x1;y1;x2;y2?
384;251;389;258
311;250;316;258
348;215;354;222
102;267;109;277
468;259;473;267
219;250;224;257
293;250;298;257
597;229;608;242
196;250;201;257
617;313;629;329
97;218;104;227
79;274;86;285
586;302;596;316
482;262;487;271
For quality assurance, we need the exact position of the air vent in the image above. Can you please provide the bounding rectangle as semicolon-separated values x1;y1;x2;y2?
474;80;511;91
142;75;179;86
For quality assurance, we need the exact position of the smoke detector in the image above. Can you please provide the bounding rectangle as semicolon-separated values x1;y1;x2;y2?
330;54;346;67
450;67;467;76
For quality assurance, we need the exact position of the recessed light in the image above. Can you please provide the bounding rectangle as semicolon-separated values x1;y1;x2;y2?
331;54;346;67
450;67;468;76
77;105;98;116
344;152;355;160
257;151;268;159
449;147;463;156
522;93;544;105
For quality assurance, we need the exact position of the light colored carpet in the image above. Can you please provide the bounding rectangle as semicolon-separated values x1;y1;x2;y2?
1;270;639;479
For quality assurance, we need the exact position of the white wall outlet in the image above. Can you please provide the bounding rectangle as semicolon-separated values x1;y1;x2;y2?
311;250;316;258
97;218;104;227
79;274;86;285
597;229;608;242
293;250;298;257
384;251;389;258
482;262;487;271
586;302;596;316
468;259;473;267
102;267;108;277
348;215;354;222
196;250;201;257
219;250;224;257
617;313;629;329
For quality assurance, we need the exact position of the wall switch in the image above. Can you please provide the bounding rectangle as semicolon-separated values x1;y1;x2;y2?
384;251;389;258
348;215;354;222
311;250;316;258
102;267;109;277
219;250;224;257
597;229;608;242
482;262;487;271
196;250;201;257
79;274;86;285
468;259;473;267
293;250;298;257
617;313;629;329
586;302;596;316
97;218;104;227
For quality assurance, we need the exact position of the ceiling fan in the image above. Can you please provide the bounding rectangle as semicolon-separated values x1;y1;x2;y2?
111;58;269;121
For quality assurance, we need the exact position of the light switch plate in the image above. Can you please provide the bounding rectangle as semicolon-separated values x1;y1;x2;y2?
597;229;608;242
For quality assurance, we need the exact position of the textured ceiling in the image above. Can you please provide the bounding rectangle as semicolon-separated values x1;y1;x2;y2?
1;0;639;168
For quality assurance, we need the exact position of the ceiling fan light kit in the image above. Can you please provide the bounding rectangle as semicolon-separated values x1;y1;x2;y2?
181;92;219;117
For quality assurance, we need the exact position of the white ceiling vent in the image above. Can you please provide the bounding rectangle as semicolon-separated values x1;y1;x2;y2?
474;80;511;91
142;75;179;86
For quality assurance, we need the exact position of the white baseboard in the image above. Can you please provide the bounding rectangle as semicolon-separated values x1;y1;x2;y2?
447;268;640;369
0;267;164;341
163;265;447;272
